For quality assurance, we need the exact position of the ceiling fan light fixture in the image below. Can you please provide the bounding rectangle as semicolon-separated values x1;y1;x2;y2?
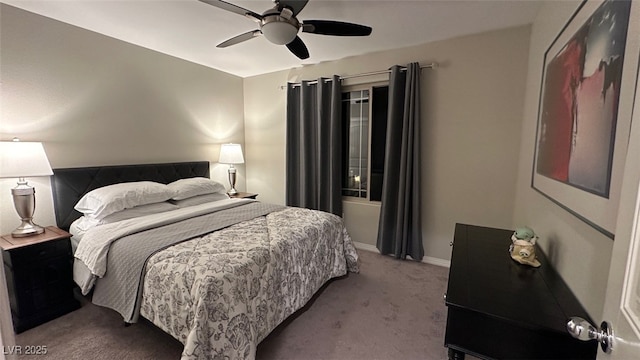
261;17;299;45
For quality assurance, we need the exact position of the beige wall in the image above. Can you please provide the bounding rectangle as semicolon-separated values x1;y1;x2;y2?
513;0;623;320
0;5;246;234
244;25;531;263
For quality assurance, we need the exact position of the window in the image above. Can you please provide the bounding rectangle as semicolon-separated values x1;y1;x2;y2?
341;84;389;201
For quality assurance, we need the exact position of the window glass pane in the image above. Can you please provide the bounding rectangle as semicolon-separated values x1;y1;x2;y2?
341;86;388;201
370;86;389;201
342;89;369;198
360;91;369;198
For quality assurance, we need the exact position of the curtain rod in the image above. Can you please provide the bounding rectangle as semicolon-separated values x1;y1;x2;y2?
283;62;437;89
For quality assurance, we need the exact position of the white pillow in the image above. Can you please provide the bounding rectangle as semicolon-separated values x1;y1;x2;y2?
167;177;226;200
100;201;178;223
74;181;175;220
73;201;179;231
171;193;230;208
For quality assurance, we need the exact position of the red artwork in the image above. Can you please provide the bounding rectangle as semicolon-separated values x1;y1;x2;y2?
536;0;630;197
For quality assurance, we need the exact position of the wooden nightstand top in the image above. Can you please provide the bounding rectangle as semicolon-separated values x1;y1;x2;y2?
229;192;258;199
0;226;71;251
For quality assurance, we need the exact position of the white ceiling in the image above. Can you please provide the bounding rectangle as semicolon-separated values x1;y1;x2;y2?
2;0;543;78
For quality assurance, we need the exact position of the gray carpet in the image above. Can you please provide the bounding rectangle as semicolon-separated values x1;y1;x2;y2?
15;249;451;359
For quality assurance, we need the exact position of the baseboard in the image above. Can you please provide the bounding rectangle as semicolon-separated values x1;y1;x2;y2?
353;241;451;268
352;241;378;253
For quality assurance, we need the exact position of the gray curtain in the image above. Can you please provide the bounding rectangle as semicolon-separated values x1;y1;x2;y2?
376;63;424;260
286;75;342;216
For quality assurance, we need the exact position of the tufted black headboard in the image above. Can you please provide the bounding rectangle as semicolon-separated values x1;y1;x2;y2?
50;161;210;231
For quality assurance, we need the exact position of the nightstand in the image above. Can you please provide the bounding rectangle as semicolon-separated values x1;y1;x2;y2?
229;192;258;199
0;226;80;333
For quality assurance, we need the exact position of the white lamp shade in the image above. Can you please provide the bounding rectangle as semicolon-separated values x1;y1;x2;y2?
0;141;53;178
218;143;245;164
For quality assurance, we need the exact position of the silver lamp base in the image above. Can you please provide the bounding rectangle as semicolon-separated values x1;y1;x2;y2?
11;220;45;238
11;180;45;238
227;165;238;195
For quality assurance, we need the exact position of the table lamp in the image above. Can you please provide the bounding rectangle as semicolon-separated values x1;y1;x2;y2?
218;143;244;195
0;138;53;237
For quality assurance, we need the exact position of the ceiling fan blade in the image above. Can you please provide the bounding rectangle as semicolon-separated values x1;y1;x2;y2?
286;36;309;59
302;20;372;36
198;0;262;22
217;30;262;48
276;0;309;16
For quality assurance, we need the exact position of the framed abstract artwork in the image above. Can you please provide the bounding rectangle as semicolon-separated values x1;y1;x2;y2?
532;0;640;238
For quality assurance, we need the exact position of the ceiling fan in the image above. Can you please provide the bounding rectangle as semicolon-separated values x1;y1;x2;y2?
199;0;372;60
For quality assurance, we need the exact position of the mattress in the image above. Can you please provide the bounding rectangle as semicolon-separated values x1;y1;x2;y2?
68;219;84;254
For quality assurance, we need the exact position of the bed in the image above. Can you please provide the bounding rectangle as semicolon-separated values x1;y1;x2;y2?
50;161;359;359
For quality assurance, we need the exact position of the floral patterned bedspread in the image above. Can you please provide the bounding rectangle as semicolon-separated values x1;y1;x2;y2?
139;207;359;359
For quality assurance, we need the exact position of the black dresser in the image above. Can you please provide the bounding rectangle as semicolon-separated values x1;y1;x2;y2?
444;223;597;359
